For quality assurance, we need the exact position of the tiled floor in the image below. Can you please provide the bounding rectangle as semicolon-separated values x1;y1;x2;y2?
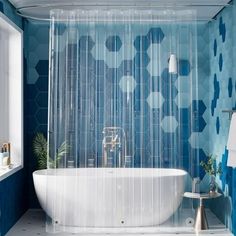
6;209;233;236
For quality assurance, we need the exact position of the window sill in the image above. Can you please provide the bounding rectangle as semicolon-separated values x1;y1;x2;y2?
0;165;23;181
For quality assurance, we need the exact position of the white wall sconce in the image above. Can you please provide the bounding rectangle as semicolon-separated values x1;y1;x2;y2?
169;54;177;74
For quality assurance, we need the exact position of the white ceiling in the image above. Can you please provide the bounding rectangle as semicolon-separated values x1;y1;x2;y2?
8;0;231;21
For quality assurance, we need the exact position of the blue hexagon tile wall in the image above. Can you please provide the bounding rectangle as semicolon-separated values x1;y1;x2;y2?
208;3;236;230
25;23;208;176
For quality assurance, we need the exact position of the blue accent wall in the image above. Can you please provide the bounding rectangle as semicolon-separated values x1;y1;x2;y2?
0;1;28;236
208;1;236;234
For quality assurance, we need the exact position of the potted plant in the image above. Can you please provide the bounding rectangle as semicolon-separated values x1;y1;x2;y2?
200;154;222;194
33;133;70;169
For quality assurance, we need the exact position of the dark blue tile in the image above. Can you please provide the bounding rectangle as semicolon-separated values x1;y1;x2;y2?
194;116;206;132
25;84;38;100
134;52;150;67
214;39;217;57
25;100;38;116
149;76;161;92
219;53;223;72
35;124;48;134
35;108;48;124
147;27;165;44
179;59;191;76
162;101;178;118
35;60;49;76
211;74;220;116
228;77;233;98
35;76;48;92
161;82;178;99
178;108;190;125
216;116;220;134
79;35;95;51
161;68;178;83
178;125;191;140
133;35;150;51
0;2;3;12
36;92;48;108
161;68;169;81
105;35;122;52
134;68;150;84
192;100;206;115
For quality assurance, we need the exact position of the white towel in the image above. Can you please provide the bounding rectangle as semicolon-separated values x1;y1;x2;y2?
227;113;236;167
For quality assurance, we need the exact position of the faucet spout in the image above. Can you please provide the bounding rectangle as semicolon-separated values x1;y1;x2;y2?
102;127;126;168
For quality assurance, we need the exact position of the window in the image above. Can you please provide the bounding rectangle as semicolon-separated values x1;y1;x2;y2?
0;12;23;180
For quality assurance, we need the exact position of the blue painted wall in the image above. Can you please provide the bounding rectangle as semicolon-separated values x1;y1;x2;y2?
0;1;28;236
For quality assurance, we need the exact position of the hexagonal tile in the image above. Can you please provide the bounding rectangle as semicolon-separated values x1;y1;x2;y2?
25;100;38;116
219;53;223;72
228;77;233;97
161;83;178;99
179;59;191;76
175;93;192;108
35;108;48;124
35;44;49;60
35;27;49;44
161;68;178;82
35;60;49;76
192;100;207;115
27;68;39;84
162;101;178;117
147;28;165;44
79;35;95;51
28;52;39;67
193;116;207;132
36;92;48;108
35;76;48;92
188;132;199;149
133;35;150;51
105;35;122;52
216;116;220;134
146;92;164;109
134;52;150;67
175;76;190;93
161;116;178;133
118;60;134;78
213;39;217;57
119;75;136;93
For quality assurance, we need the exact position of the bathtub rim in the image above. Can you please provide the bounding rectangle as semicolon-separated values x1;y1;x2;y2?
33;167;188;178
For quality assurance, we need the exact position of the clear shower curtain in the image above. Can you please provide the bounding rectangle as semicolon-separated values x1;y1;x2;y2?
47;9;198;233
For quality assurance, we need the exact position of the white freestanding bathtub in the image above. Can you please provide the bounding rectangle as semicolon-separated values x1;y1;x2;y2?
33;168;187;228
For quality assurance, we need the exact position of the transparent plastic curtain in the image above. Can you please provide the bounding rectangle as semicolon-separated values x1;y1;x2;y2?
46;9;198;233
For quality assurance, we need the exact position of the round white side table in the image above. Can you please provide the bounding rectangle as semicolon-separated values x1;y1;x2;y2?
183;192;222;231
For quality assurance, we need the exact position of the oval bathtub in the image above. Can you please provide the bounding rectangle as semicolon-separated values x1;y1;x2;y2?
33;168;187;228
